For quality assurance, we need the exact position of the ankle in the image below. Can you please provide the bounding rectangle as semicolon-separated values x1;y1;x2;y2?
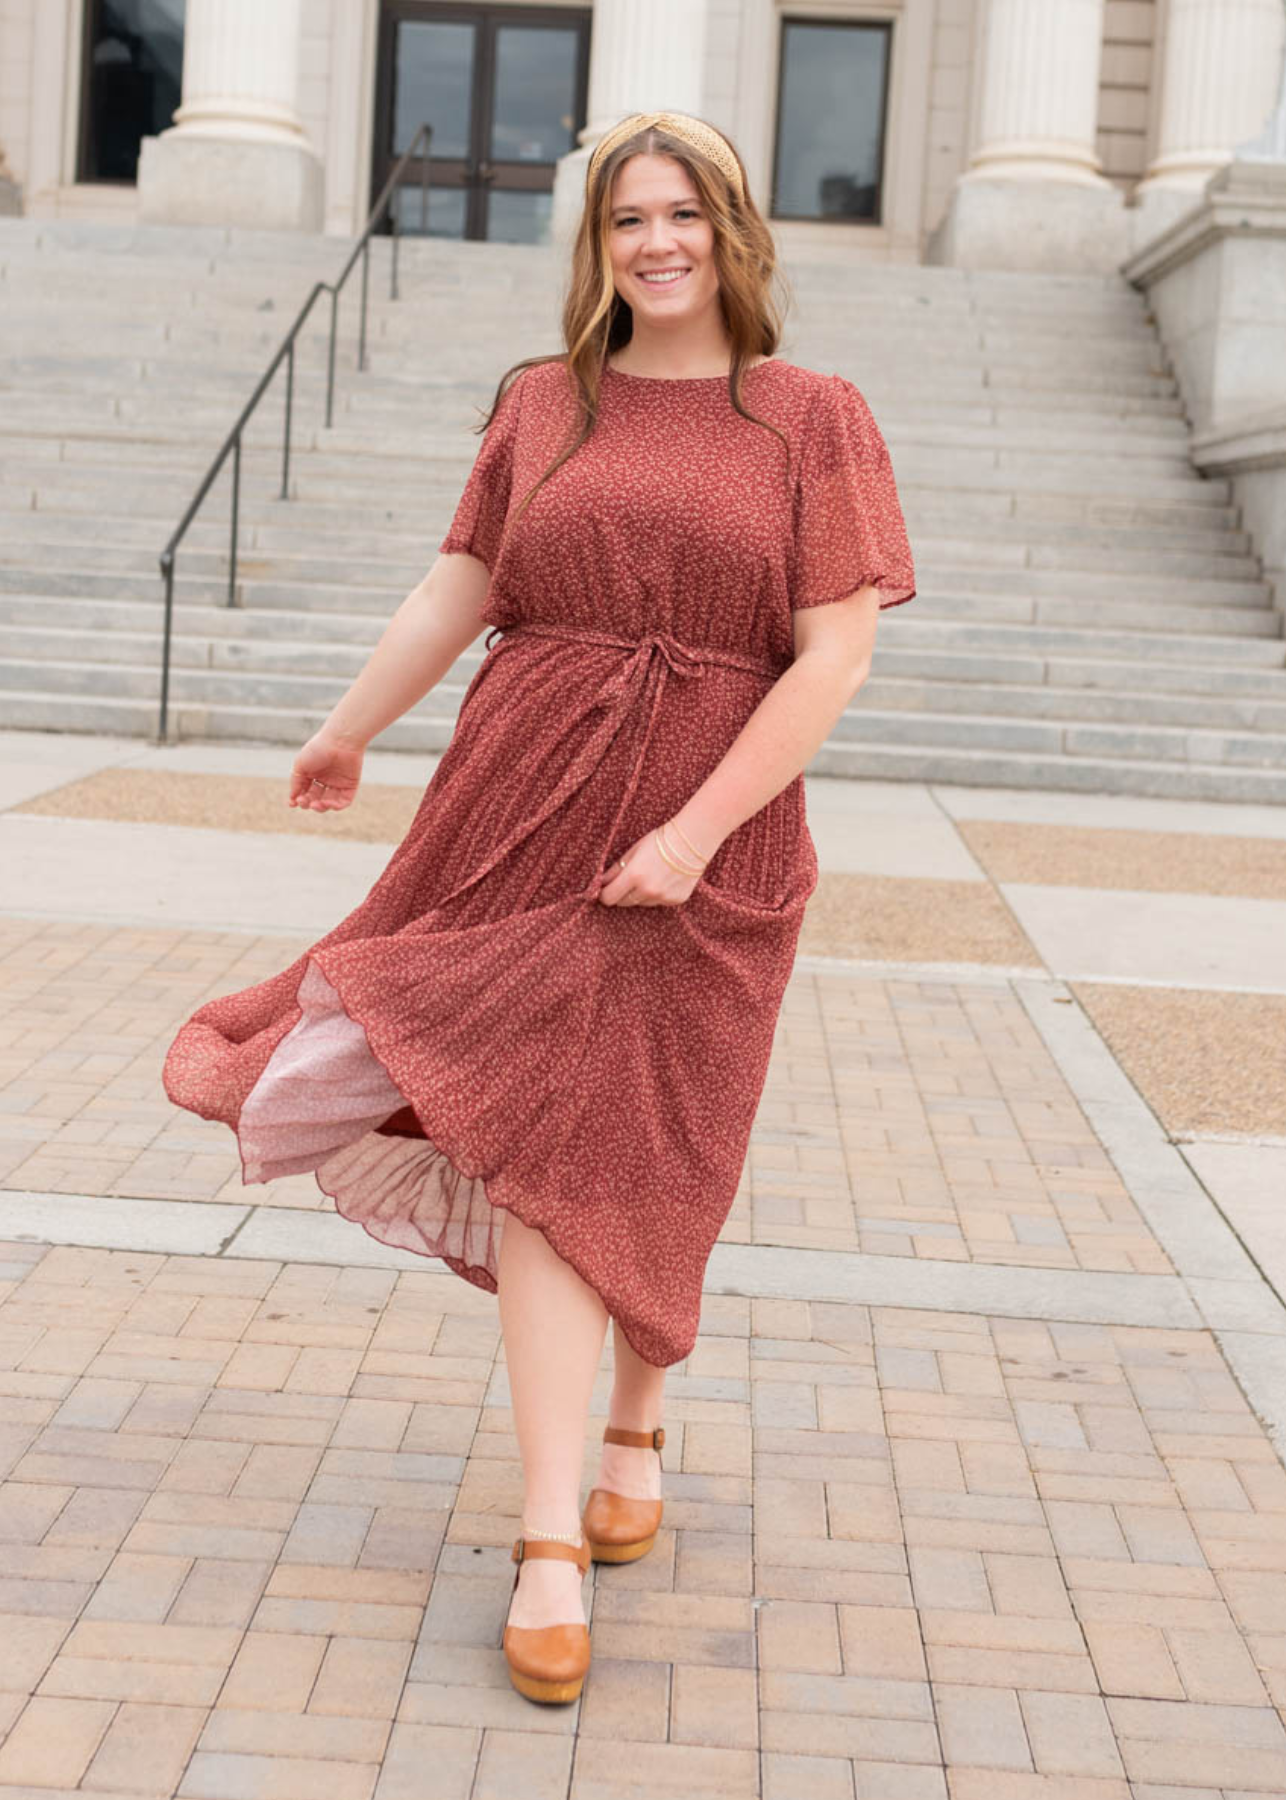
521;1508;584;1543
520;1525;583;1547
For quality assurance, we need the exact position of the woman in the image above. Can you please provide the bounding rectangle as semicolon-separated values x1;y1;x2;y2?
162;109;915;1706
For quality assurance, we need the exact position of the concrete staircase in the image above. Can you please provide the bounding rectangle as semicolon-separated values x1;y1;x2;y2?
2;218;1285;800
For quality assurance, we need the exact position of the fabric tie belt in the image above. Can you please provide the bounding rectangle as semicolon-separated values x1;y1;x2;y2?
425;621;788;908
483;619;785;683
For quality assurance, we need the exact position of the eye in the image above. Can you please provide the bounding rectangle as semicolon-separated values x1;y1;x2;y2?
612;208;701;227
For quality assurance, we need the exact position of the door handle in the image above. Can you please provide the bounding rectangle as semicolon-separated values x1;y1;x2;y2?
476;160;496;184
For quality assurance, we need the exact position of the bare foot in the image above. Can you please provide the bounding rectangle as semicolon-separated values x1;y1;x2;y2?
593;1437;663;1502
506;1544;588;1632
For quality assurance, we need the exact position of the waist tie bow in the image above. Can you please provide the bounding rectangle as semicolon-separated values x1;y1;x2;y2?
432;621;786;906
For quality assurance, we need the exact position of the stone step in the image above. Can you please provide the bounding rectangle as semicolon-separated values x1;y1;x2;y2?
9;622;1286;735
933;566;1268;608
0;480;1240;550
0;399;1200;476
856;676;1286;736
806;740;1286;803
5;594;1284;677
5;321;1169;389
0;502;1251;562
3;271;1159;326
4;458;1232;518
0;530;1259;589
3;562;1271;630
7;652;1286;773
2;441;1237;530
5;682;1285;803
827;706;1286;769
0;362;1189;422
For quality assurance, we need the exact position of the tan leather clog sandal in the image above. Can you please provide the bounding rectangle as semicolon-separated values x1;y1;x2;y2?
502;1533;593;1704
582;1424;665;1563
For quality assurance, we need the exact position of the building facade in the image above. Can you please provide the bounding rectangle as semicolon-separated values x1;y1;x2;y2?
0;1;1282;269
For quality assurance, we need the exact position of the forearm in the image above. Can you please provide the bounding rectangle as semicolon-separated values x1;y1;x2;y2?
322;565;481;748
670;644;869;861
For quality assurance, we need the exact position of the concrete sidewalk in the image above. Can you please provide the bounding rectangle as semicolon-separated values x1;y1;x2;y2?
1;727;1285;1799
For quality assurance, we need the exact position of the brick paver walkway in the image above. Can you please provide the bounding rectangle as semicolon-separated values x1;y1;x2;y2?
1;1240;1285;1797
3;906;1286;1796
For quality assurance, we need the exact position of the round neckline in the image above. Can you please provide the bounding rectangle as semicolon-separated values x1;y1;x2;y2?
604;357;782;384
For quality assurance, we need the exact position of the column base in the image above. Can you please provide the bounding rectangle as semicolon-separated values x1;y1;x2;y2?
551;145;593;253
926;177;1129;273
137;133;324;232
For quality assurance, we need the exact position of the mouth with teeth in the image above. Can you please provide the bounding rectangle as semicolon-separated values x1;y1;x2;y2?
636;267;691;287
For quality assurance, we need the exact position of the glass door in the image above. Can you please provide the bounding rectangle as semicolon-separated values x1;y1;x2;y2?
373;2;591;243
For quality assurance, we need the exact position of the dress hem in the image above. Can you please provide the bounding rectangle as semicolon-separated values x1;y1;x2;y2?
182;944;691;1372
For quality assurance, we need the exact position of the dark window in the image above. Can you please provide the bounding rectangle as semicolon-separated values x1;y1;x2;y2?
771;17;892;223
78;0;186;184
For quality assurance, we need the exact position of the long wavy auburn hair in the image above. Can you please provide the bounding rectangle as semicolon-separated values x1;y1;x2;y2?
469;117;796;531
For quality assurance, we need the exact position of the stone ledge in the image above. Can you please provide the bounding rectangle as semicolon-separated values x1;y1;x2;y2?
1192;405;1286;476
1122;160;1286;287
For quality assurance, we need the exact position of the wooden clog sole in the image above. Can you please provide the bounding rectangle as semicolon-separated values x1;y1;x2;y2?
505;1662;586;1704
586;1529;657;1563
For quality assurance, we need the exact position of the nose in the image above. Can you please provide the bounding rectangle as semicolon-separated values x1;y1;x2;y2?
642;216;679;256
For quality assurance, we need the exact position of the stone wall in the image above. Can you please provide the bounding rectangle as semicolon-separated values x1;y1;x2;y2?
1098;0;1157;185
923;0;977;240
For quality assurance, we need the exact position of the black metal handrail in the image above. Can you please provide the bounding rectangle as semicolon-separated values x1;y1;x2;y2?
154;123;434;740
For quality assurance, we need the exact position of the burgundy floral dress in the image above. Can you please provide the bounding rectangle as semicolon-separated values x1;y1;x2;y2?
162;356;915;1366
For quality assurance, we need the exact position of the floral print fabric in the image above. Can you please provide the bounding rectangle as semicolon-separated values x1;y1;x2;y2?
161;356;914;1366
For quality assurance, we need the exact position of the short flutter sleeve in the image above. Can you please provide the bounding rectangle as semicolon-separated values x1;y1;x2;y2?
789;374;916;611
437;370;526;572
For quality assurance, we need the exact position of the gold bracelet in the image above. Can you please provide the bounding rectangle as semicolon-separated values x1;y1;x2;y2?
654;827;704;877
658;821;706;874
668;819;710;866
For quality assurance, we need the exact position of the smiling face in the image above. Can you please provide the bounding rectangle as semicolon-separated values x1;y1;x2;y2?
606;153;721;331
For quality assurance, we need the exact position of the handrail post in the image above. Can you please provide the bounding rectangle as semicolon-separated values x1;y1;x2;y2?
281;339;294;500
326;284;339;428
358;236;370;374
158;553;176;741
227;433;241;607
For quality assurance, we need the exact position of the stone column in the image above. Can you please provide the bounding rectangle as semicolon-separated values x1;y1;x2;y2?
928;0;1129;270
551;0;710;243
968;0;1110;185
137;0;323;231
1139;0;1286;195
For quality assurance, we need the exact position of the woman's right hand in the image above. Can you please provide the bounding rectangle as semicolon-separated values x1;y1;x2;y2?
288;730;366;812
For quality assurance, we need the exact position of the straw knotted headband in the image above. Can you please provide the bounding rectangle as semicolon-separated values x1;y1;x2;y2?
586;111;746;204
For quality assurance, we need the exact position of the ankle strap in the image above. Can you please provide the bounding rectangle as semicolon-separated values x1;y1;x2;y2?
603;1424;665;1451
511;1535;591;1575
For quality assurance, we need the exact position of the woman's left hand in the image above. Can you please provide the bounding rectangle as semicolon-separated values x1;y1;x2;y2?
596;822;710;907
